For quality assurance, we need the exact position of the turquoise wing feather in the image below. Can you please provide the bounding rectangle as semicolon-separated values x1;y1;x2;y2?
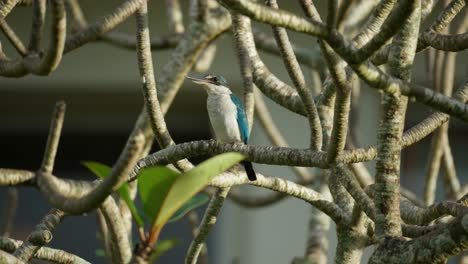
229;94;249;144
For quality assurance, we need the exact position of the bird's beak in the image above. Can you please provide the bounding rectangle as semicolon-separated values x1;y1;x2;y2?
186;75;209;85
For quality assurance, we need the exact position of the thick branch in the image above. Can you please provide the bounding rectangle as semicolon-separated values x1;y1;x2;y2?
133;140;327;180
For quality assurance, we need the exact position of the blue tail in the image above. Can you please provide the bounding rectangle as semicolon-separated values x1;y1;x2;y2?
241;161;257;181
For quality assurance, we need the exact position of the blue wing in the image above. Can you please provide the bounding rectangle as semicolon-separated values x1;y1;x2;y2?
230;94;249;144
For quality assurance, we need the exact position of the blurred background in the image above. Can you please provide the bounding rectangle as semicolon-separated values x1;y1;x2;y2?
0;1;466;263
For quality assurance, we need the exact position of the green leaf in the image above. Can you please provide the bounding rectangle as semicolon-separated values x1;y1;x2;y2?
150;239;180;261
168;193;210;223
138;167;180;224
83;161;110;179
95;248;106;257
154;152;244;229
83;161;145;228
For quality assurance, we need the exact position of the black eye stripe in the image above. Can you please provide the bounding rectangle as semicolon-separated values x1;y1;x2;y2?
203;74;226;86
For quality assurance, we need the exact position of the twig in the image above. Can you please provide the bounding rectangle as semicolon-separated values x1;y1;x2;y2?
28;0;46;52
99;197;132;264
231;13;255;128
0;169;35;186
336;0;353;30
135;1;192;172
13;209;65;262
254;90;311;180
267;0;322;151
228;175;314;207
424;12;458;205
187;211;208;264
0;19;27;56
185;187;230;264
0;0;66;77
339;79;468;165
303;176;331;264
165;0;184;34
220;0;468;122
400;199;468;225
252;29;322;68
193;43;217;73
320;42;351;164
96;209;113;263
37;133;144;214
417;0;466;51
424;124;446;205
333;165;376;221
442;139;460;199
0;0;20;19
210;171;346;224
157;7;232;113
40;101;65;174
64;0;146;53
37;102;144;214
64;0;86;31
420;31;468;51
0;188;18;237
1;236;90;264
0;249;24;264
326;0;338;30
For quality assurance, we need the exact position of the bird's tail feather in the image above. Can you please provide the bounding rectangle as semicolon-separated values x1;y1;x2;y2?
241;161;257;181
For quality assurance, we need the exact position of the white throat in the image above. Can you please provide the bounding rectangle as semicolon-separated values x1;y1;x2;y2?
203;83;232;96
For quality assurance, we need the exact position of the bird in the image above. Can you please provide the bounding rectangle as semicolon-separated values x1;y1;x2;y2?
186;73;257;181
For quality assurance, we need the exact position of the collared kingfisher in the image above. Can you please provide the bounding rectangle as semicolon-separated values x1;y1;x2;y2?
186;73;257;181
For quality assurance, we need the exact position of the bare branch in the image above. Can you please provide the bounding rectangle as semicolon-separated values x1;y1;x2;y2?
0;0;66;77
0;249;25;264
186;187;230;264
135;2;192;172
0;237;90;264
210;172;347;224
401;199;468;225
133;140;327;180
0;19;27;56
0;169;35;186
254;90;312;180
40;101;65;174
13;209;65;262
420;31;468;51
0;0;20;19
0;188;18;237
99;197;132;264
64;0;145;53
165;0;184;33
267;0;322;151
231;14;255;129
37;133;144;214
28;0;46;52
217;0;328;38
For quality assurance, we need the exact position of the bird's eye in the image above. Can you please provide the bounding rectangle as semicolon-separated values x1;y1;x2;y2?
212;76;218;82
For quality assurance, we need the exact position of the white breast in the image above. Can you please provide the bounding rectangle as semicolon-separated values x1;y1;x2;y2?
206;94;241;143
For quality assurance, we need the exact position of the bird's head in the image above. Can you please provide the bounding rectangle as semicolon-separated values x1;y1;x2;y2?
186;73;232;95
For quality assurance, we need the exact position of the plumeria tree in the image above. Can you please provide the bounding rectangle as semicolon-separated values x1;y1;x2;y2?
0;0;467;263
